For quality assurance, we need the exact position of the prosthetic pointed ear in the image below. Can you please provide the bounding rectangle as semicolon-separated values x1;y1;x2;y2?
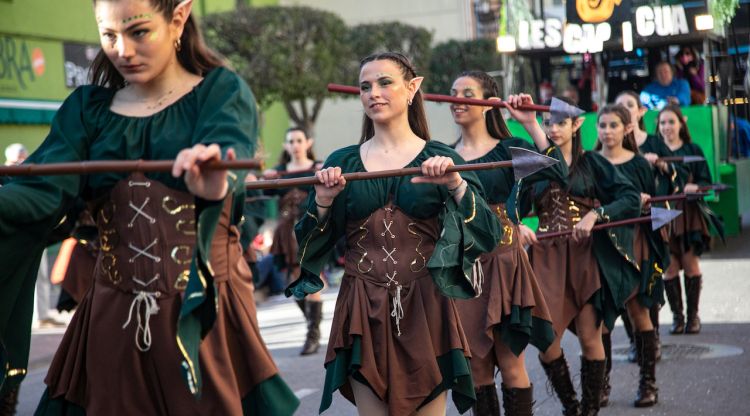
408;76;425;97
172;0;194;36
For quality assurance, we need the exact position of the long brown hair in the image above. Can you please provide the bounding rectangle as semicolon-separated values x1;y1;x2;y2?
90;0;224;88
358;52;430;143
594;104;638;152
456;70;512;140
615;90;646;131
278;127;316;166
547;96;585;172
656;104;693;144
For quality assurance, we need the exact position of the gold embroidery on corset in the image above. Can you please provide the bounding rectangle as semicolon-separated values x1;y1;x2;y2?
102;253;121;284
356;214;374;274
100;228;118;252
171;246;192;265
407;223;426;272
174;270;190;290
100;203;115;224
176;219;196;235
500;225;513;245
162;196;195;215
6;368;26;377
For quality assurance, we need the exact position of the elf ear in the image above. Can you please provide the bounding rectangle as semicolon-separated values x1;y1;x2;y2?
408;76;424;97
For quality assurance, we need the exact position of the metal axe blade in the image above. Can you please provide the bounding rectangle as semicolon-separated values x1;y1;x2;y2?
509;146;560;181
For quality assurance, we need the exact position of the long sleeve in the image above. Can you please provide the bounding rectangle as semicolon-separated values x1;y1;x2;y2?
586;152;641;222
427;147;504;299
0;86;92;388
286;153;348;299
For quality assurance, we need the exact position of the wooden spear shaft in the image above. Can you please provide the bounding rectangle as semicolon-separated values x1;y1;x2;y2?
245;160;514;190
327;84;551;112
536;215;654;240
0;159;264;176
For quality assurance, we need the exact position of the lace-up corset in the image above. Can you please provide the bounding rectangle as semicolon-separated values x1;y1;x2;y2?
344;203;440;335
536;182;596;233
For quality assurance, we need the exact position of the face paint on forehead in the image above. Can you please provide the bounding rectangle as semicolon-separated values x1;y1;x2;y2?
374;72;395;79
122;13;154;24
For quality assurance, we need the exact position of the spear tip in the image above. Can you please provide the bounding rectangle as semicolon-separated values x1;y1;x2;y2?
651;207;682;230
509;146;560;181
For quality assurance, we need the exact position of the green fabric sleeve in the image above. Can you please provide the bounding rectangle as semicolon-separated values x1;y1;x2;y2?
587;152;641;222
427;149;504;299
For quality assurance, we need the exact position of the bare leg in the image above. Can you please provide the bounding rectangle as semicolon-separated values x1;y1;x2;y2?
574;304;604;360
626;299;654;332
415;391;447;416
496;343;530;388
350;378;387;416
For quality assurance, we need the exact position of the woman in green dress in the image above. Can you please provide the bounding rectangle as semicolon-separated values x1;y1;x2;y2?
288;52;503;415
656;104;719;335
263;127;326;355
448;71;557;415
0;1;298;414
595;104;667;407
521;97;641;416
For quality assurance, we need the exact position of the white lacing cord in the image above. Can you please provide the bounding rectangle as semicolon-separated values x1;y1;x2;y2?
123;290;161;352
471;257;484;297
386;271;404;336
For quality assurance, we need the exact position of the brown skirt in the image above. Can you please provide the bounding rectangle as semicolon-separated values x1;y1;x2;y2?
528;236;601;337
326;272;471;415
60;242;96;305
669;200;710;257
455;221;553;360
44;215;280;414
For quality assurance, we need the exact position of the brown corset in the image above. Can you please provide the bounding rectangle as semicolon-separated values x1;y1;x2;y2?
536;182;596;233
489;203;515;247
343;204;440;335
278;188;308;222
93;173;196;298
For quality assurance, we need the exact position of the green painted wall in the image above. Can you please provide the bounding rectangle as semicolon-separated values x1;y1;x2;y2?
0;124;49;152
0;1;98;43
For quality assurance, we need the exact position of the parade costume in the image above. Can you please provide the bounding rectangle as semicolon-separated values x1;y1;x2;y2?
609;154;669;407
665;142;722;335
524;151;641;415
0;68;298;415
287;141;503;415
266;162;324;355
452;139;558;413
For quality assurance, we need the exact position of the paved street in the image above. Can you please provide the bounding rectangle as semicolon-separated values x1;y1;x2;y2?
16;223;750;415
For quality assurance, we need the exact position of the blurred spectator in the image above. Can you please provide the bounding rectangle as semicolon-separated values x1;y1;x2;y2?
562;85;580;107
4;143;28;166
641;61;691;109
674;46;706;104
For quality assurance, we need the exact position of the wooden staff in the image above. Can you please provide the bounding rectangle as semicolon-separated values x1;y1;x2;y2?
0;159;264;176
247;160;514;190
657;155;705;163
647;192;709;203
536;208;681;241
263;167;318;179
327;84;550;112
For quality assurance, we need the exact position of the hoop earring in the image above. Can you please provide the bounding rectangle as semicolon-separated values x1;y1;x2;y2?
174;38;182;52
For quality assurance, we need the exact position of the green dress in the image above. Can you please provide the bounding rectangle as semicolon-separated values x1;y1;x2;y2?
453;138;561;361
639;134;679;197
524;151;642;332
611;155;667;309
287;141;503;415
0;68;298;415
667;142;723;255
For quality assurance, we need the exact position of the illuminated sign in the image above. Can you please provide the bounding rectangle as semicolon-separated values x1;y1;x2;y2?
512;2;707;54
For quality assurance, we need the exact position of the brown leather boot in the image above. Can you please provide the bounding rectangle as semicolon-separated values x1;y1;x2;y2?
650;303;662;361
600;333;612;407
539;352;580;416
501;383;534;416
684;275;702;334
580;357;606;416
300;300;322;355
0;385;19;416
473;384;501;416
634;330;658;407
664;277;685;334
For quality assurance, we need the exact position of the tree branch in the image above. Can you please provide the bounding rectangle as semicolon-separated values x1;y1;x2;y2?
284;101;302;125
